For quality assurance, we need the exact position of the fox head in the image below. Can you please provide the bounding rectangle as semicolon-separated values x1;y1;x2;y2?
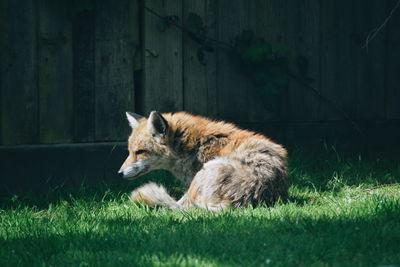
119;111;175;179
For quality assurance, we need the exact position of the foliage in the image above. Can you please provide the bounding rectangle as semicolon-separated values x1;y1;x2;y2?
229;30;289;110
157;12;303;112
156;11;298;110
1;151;400;266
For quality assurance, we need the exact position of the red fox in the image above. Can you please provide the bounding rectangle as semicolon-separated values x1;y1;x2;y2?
119;111;288;210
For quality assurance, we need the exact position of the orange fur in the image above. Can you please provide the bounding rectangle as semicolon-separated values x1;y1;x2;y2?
120;111;288;210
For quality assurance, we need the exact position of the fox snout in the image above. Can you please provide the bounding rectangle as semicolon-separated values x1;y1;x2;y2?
118;159;150;179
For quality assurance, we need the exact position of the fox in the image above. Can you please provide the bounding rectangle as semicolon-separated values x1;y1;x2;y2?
119;111;288;211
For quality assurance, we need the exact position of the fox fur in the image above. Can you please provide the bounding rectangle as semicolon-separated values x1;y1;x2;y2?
119;111;288;211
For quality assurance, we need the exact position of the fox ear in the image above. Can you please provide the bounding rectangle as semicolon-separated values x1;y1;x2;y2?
126;111;143;129
147;111;168;140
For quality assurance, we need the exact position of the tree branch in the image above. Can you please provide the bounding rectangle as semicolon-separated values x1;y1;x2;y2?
144;6;232;48
144;5;360;132
363;0;400;51
287;72;361;133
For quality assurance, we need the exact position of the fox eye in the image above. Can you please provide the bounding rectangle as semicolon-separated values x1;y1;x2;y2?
135;149;147;155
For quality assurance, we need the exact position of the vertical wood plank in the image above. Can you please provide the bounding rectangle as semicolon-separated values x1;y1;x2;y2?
217;0;249;123
204;0;218;118
0;0;39;145
95;0;136;141
38;0;73;143
319;0;358;120
248;0;289;122
355;0;386;119
285;0;321;121
142;0;183;114
73;9;95;142
0;0;5;144
183;0;217;118
385;0;400;119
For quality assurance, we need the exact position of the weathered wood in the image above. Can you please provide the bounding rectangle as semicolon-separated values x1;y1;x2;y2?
183;0;218;118
217;0;249;123
0;0;4;144
142;0;183;115
0;0;39;145
1;0;399;146
355;0;386;119
73;10;95;142
319;0;358;120
285;0;321;121
94;0;136;141
38;0;74;143
385;0;400;119
248;0;289;122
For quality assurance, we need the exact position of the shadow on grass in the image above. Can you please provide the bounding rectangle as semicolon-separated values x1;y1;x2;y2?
2;150;399;210
2;203;400;266
288;149;400;192
0;170;184;210
2;148;400;265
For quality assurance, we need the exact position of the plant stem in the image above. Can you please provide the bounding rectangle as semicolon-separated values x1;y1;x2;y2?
144;6;233;48
287;71;361;133
144;5;360;133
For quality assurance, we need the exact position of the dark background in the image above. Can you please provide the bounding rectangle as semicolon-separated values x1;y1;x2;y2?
1;0;400;196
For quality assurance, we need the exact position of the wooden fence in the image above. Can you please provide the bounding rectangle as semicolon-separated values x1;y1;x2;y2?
1;0;400;145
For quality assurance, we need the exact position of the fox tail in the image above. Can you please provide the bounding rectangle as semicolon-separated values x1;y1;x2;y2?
130;182;182;209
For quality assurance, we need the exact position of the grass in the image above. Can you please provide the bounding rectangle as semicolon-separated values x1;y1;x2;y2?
1;148;400;266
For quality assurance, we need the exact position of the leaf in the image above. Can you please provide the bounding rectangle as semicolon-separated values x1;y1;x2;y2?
66;0;94;18
256;83;279;111
164;15;180;25
275;44;289;57
157;15;180;32
186;12;204;34
241;39;272;63
233;30;254;50
187;32;206;45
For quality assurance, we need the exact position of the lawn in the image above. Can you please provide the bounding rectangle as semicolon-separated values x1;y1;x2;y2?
1;148;400;266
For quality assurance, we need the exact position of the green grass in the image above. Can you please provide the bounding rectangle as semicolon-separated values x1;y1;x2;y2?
1;149;400;266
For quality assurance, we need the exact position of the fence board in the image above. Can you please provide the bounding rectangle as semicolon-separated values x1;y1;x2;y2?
94;0;136;141
1;0;399;146
183;0;217;118
285;0;321;121
0;1;2;144
0;0;39;145
248;0;289;122
73;10;95;142
38;0;73;143
355;0;386;119
319;0;358;120
217;0;249;123
142;0;183;115
385;0;400;119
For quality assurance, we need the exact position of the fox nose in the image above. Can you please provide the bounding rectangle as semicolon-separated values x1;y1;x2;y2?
118;169;124;176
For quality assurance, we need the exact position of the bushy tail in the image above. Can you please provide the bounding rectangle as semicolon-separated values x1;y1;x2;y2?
130;182;181;209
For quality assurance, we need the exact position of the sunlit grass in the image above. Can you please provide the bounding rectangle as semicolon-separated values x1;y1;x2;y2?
1;149;399;266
